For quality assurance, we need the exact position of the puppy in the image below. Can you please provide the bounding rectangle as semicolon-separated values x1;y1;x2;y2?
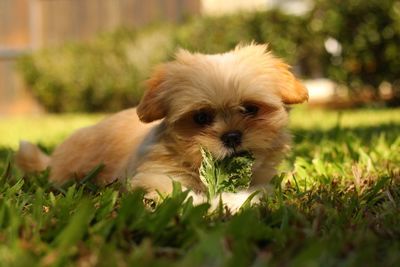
16;44;308;208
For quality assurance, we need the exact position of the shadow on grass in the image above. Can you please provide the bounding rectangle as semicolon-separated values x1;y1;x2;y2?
293;122;400;144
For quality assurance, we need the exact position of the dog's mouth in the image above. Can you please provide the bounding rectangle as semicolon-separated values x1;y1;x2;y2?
218;149;255;166
233;150;250;157
226;148;251;158
207;146;252;161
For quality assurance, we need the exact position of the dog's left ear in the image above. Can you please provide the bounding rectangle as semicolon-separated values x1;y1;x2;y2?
276;62;309;105
137;65;168;123
236;44;308;104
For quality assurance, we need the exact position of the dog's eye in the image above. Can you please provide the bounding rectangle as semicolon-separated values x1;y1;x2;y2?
241;104;259;116
193;111;214;126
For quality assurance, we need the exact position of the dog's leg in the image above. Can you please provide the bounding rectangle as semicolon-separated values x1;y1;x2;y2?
188;189;262;213
129;173;176;199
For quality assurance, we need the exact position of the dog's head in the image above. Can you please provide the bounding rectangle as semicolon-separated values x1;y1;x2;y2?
137;44;308;160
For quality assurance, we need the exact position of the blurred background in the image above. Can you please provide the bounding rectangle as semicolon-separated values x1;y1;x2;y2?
1;0;399;115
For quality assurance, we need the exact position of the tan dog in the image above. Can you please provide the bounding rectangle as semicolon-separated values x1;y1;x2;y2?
16;44;308;207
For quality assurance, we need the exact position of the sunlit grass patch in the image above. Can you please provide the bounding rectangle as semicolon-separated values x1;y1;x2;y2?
0;114;104;149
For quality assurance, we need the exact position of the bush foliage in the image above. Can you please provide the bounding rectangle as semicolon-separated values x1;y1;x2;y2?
309;0;400;91
18;27;175;112
18;0;400;112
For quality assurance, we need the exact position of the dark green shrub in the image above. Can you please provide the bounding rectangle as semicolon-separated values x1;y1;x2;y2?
18;27;174;112
308;0;400;91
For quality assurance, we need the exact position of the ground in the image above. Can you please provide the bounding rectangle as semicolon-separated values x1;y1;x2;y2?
0;107;399;266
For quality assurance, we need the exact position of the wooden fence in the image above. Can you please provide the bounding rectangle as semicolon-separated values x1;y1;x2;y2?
0;0;201;114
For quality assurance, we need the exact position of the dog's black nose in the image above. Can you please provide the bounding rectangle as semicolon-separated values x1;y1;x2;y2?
221;131;242;148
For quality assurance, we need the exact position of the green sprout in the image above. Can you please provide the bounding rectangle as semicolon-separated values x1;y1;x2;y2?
199;148;255;199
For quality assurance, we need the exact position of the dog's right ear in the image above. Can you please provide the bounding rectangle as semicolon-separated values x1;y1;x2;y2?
137;65;168;123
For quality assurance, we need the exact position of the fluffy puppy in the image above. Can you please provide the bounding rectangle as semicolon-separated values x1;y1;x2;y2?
16;44;308;206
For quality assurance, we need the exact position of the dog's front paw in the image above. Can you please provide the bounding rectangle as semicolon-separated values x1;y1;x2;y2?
187;190;261;213
217;191;261;212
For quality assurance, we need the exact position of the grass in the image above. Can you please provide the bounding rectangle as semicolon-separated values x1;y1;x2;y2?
0;114;104;149
0;107;399;267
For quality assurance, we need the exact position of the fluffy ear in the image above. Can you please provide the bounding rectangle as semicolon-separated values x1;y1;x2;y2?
235;43;308;104
136;65;168;123
276;62;309;104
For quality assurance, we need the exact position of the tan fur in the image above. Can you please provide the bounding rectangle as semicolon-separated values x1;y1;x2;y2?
16;44;307;206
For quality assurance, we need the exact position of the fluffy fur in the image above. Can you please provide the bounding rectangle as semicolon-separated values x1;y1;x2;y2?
16;44;308;207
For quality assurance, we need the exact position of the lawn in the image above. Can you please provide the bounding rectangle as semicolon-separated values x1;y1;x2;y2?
0;107;399;267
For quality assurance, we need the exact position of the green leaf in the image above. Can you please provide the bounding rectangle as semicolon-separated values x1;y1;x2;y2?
53;198;94;249
79;163;104;191
199;148;255;199
0;151;13;186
